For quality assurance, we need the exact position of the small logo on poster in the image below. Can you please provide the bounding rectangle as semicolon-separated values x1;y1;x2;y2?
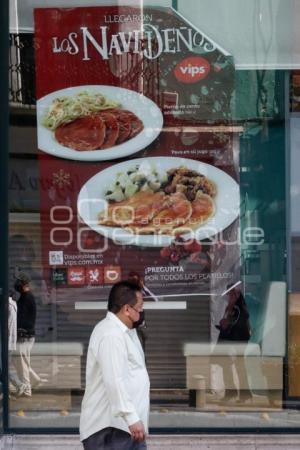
51;268;67;285
49;251;64;266
86;266;103;285
174;56;210;84
104;266;122;284
68;267;85;285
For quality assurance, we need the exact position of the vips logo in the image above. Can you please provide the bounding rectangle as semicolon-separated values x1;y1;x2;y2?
174;56;210;84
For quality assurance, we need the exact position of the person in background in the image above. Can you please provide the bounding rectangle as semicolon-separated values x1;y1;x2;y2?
8;292;23;395
127;272;157;352
8;293;17;354
9;233;54;306
13;272;41;397
80;280;149;450
216;282;252;402
128;271;159;302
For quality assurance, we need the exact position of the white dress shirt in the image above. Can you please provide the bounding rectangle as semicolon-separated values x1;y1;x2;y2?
8;296;17;351
80;312;150;442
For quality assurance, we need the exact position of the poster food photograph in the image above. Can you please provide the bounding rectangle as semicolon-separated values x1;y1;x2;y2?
34;5;240;305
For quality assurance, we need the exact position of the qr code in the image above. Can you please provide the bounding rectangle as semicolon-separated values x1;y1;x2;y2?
49;251;64;266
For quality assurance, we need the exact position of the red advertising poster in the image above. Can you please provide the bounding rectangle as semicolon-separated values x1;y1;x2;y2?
34;6;239;303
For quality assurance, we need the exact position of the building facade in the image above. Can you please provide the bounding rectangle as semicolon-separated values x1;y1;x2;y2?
1;0;300;436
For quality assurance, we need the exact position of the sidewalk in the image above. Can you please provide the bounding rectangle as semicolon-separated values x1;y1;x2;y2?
1;434;300;449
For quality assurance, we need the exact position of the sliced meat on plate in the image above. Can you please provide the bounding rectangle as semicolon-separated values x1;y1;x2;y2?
184;193;215;230
127;192;192;235
98;191;166;227
107;109;144;143
97;112;120;148
55;115;106;151
121;110;144;138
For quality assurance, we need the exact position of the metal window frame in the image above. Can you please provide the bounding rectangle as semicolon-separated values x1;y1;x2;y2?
0;0;9;435
3;71;300;436
1;0;299;436
6;427;300;435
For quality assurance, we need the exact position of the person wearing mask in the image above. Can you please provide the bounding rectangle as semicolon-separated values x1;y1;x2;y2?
80;280;149;450
216;282;252;402
127;271;159;303
14;272;41;397
127;272;156;352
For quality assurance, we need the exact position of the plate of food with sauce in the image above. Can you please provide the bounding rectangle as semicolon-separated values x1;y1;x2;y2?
37;85;163;161
77;156;240;247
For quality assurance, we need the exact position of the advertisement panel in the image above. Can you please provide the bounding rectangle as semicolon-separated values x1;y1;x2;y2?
34;5;239;303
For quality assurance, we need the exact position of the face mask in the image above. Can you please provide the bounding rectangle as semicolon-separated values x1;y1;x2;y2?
133;310;145;329
14;280;23;293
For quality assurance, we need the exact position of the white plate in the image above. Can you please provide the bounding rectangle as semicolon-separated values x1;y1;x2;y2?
77;157;240;247
37;85;163;161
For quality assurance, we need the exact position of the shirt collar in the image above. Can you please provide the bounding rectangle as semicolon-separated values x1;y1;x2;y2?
106;311;129;333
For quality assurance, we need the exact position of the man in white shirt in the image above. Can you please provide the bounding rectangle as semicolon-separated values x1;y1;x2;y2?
80;280;150;449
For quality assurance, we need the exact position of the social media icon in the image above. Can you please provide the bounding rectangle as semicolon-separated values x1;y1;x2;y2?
68;267;85;285
86;266;103;285
104;266;121;284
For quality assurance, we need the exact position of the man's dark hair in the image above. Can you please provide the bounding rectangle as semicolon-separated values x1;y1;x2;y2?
16;272;31;286
108;280;141;313
226;282;246;305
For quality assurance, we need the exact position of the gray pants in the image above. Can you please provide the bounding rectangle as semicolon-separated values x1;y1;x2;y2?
82;427;147;450
13;337;40;395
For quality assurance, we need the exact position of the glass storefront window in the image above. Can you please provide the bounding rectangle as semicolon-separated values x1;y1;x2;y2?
1;0;9;434
2;0;300;433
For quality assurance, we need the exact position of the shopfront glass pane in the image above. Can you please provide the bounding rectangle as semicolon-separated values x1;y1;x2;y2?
1;0;9;434
7;0;300;431
287;71;300;403
178;0;300;69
